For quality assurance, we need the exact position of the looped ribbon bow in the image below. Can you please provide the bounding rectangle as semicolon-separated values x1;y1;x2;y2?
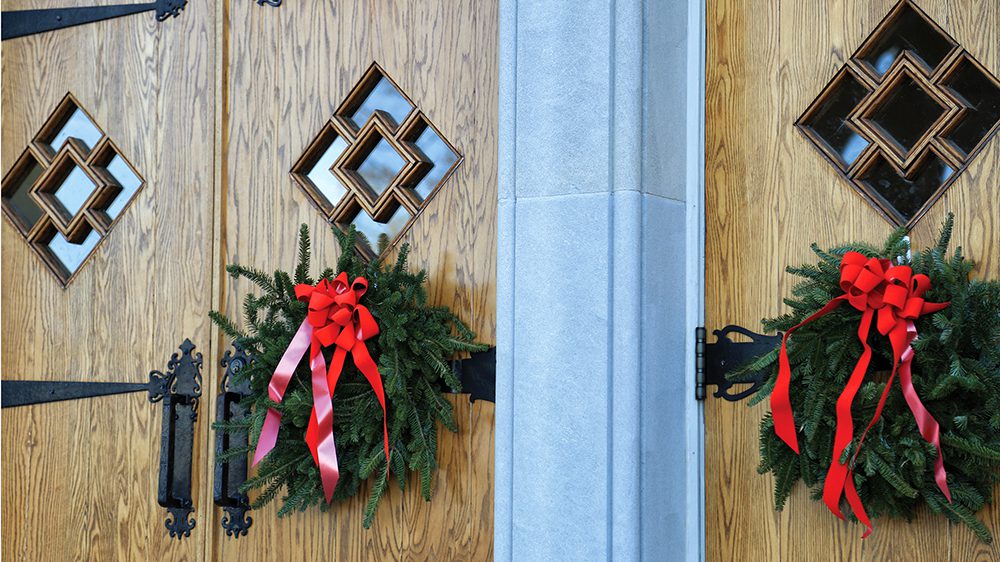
771;251;951;537
252;272;390;503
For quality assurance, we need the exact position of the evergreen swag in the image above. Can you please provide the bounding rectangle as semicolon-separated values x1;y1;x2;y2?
741;215;1000;542
210;224;485;527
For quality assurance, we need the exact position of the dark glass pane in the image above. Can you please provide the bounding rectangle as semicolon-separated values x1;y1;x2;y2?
4;159;45;230
801;72;871;168
941;57;1000;157
859;151;953;222
867;73;945;156
860;4;954;78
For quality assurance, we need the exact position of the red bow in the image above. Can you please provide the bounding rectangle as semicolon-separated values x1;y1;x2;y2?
252;273;389;503
771;251;950;537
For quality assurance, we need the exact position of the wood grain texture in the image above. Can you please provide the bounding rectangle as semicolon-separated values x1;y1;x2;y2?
1;0;217;561
2;0;495;559
209;1;497;560
705;0;999;560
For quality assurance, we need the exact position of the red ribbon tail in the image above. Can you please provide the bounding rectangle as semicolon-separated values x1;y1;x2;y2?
352;342;390;465
823;307;874;520
850;354;900;471
772;296;847;454
823;462;849;520
308;345;347;471
845;472;873;538
305;408;319;465
773;332;799;454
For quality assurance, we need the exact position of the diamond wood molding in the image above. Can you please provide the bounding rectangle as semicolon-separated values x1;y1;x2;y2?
796;0;1000;228
1;93;146;287
290;62;463;259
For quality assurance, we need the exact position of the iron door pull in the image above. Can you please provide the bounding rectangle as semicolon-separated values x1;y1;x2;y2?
149;339;203;539
213;343;254;538
0;339;204;539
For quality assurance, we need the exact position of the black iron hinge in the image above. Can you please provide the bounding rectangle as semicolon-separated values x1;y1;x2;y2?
448;347;496;403
695;325;781;402
1;1;186;41
1;339;203;540
2;378;163;408
1;0;281;41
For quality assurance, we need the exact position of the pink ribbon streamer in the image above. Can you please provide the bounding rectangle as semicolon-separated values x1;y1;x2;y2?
251;274;388;504
897;322;951;501
252;316;341;502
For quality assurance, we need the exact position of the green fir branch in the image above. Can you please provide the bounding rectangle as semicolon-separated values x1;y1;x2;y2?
210;223;484;526
745;216;1000;543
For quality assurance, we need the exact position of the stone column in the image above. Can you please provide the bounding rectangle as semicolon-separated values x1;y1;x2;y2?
495;0;704;559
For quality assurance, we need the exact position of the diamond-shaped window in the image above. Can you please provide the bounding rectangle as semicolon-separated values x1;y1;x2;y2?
335;115;416;208
1;93;146;287
796;0;1000;229
32;149;103;237
291;62;462;259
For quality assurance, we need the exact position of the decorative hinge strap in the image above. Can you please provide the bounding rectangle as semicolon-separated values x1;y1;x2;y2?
1;1;186;41
695;325;781;402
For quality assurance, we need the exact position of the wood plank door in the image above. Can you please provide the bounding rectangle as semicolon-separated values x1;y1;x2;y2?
1;1;218;561
210;2;497;561
2;2;496;561
705;0;999;560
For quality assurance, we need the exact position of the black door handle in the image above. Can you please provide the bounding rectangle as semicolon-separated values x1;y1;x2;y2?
149;339;203;539
213;342;254;538
1;338;204;540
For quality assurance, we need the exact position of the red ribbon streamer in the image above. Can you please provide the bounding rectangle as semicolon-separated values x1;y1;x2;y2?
771;251;951;537
252;273;390;503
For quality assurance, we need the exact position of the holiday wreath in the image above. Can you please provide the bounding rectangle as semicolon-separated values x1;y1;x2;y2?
741;216;1000;541
211;225;485;526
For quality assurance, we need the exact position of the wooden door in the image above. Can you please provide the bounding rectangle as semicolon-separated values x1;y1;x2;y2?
1;1;217;561
211;2;497;561
2;1;496;561
706;0;999;560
